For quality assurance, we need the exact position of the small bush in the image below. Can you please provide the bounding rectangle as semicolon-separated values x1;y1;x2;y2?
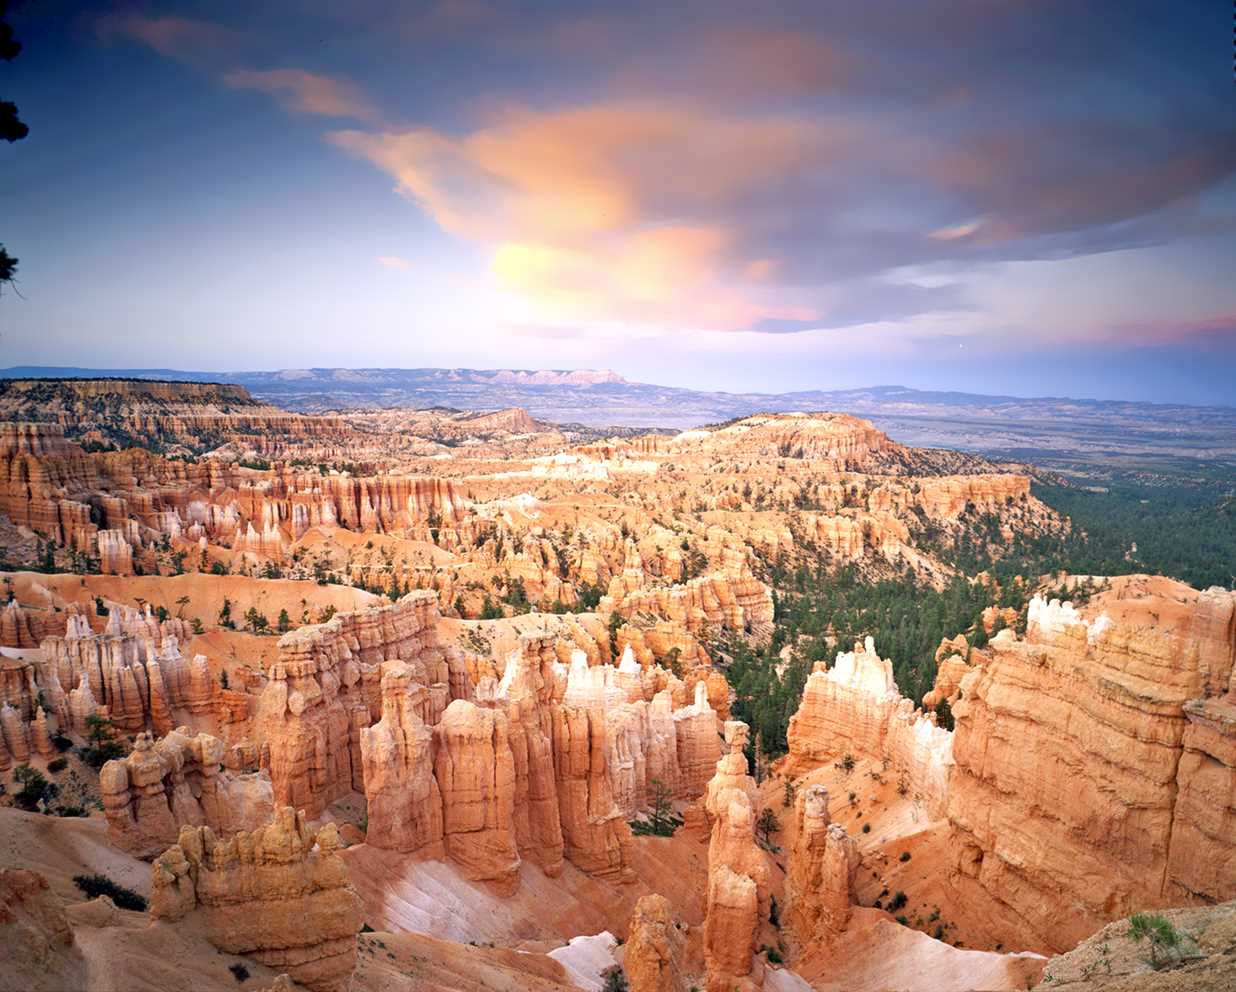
228;962;250;982
47;757;68;773
896;914;909;925
862;823;871;833
899;851;912;862
72;873;147;911
764;944;783;964
12;764;55;811
1129;912;1183;969
887;891;908;912
601;966;628;992
51;733;73;752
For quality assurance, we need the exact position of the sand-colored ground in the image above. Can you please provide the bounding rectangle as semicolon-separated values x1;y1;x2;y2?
1031;900;1236;991
6;570;380;635
354;929;585;991
0;808;292;992
796;908;1045;991
342;830;710;947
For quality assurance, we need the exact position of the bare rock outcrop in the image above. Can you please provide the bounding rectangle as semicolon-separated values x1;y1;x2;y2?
100;727;274;858
624;893;685;992
357;661;444;857
0;868;85;992
151;807;364;992
947;582;1236;952
434;698;521;888
786;636;953;812
702;721;769;992
257;591;457;817
38;609;209;735
785;784;859;943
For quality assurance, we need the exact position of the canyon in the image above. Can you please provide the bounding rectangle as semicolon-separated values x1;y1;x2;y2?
0;378;1232;992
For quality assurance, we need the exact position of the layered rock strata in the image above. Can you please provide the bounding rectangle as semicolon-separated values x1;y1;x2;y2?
256;591;463;817
100;727;274;858
702;721;770;992
625;893;685;992
151;807;364;992
786;636;953;812
785;784;859;943
947;583;1236;951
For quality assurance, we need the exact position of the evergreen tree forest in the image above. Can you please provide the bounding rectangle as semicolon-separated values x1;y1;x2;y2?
724;469;1235;762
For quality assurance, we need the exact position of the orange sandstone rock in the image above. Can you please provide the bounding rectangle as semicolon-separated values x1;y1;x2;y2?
151;807;364;992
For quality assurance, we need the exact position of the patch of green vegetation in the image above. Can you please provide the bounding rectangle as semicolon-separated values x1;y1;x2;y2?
1033;476;1236;590
72;873;148;911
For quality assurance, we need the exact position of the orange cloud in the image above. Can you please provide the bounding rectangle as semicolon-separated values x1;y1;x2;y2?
331;102;830;329
225;69;378;122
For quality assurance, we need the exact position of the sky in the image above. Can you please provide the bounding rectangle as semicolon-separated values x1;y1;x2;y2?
1;0;1234;405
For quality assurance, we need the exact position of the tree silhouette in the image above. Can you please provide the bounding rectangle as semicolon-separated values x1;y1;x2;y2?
2;0;29;297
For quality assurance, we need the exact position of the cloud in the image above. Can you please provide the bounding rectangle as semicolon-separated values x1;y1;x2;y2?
331;102;855;330
930;217;986;241
323;4;1235;336
376;255;413;271
95;14;233;64
224;69;378;122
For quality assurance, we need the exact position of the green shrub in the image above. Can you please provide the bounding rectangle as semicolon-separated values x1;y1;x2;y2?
899;851;912;862
228;962;250;982
601;966;628;992
72;873;147;911
1128;912;1182;968
47;756;68;773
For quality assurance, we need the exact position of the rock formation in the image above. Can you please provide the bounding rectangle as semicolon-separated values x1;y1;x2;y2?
434;699;521;888
786;636;953;812
357;661;444;857
785;785;859;943
38;609;208;735
100;727;274;858
702;721;770;992
151;806;364;992
947;582;1236;951
256;591;461;817
624;893;685;992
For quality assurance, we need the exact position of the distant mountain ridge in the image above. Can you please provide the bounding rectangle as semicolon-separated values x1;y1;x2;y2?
3;366;1234;466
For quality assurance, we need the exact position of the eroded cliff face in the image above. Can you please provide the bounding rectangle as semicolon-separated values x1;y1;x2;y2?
947;580;1236;951
785;784;859;945
786;636;953;813
151;807;364;992
354;630;722;888
624;893;686;992
256;591;462;817
39;608;212;735
100;727;273;858
356;661;444;858
781;577;1236;957
702;721;770;992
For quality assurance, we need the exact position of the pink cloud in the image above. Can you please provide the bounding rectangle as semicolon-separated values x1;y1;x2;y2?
224;69;378;122
95;14;233;64
329;101;839;330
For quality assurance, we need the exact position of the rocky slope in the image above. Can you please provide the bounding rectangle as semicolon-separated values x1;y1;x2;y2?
0;378;346;456
783;575;1236;957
